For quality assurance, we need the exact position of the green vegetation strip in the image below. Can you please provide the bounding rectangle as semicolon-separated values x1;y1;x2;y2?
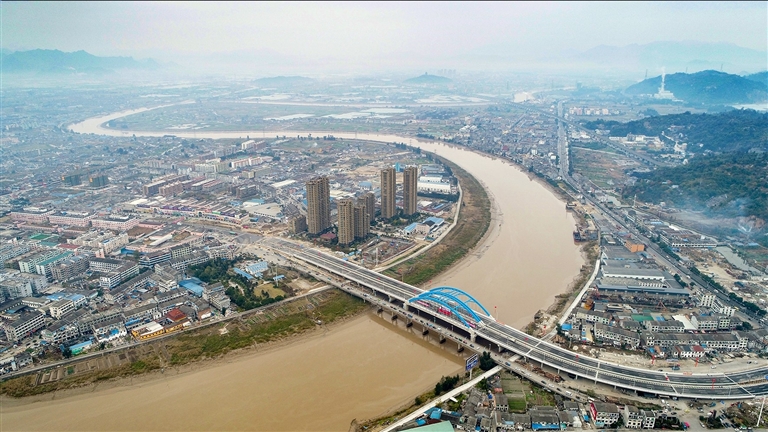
0;356;163;398
167;291;365;365
0;291;367;398
385;157;492;286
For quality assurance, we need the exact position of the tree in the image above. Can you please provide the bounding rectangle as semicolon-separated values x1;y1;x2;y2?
476;379;489;391
479;351;495;371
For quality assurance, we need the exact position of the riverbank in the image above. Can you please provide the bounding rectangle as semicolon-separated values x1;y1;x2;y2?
0;290;367;399
1;311;464;432
384;156;492;287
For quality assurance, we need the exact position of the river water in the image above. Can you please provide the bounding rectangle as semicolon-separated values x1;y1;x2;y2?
1;112;584;431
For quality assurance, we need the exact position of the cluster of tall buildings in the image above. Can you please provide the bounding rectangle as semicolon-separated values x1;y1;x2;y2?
381;165;419;218
304;165;418;245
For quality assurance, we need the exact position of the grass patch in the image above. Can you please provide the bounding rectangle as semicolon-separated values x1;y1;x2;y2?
508;398;528;412
0;356;162;398
525;385;556;406
167;291;365;365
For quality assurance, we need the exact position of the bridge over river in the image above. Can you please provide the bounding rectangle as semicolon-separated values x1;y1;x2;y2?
266;238;768;401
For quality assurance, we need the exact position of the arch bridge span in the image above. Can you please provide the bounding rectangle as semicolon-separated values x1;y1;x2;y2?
409;286;491;329
279;240;768;400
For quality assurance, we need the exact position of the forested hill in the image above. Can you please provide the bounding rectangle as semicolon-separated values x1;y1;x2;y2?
746;71;768;87
624;152;768;222
583;110;768;153
405;73;451;84
2;49;157;74
625;70;767;104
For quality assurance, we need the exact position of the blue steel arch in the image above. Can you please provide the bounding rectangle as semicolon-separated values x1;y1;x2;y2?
412;295;474;328
429;287;491;317
408;286;492;328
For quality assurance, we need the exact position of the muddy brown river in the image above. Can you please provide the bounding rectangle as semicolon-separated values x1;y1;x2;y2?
0;117;584;431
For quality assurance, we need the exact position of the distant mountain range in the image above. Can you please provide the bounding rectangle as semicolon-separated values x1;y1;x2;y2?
405;73;451;84
745;71;768;87
577;41;767;74
1;49;158;74
625;70;767;104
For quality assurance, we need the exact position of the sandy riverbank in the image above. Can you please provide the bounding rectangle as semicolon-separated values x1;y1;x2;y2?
1;308;368;408
1;311;465;431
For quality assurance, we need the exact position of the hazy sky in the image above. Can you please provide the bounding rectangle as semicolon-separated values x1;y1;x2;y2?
3;2;766;71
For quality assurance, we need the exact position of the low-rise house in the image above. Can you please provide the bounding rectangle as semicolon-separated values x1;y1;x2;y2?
590;402;620;427
624;405;643;429
494;393;508;412
3;311;46;342
48;298;75;319
594;322;641;349
93;316;127;343
575;307;611;325
640;410;657;429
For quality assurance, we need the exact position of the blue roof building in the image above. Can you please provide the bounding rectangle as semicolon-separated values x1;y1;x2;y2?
179;279;205;297
423;216;445;227
246;261;269;275
233;268;254;280
403;222;419;234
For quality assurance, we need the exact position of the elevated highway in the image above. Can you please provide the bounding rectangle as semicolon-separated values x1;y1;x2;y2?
267;238;768;400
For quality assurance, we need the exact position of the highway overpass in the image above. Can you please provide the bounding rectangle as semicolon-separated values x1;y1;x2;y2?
268;239;768;400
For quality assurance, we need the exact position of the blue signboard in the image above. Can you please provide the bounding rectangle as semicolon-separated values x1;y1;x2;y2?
466;353;479;371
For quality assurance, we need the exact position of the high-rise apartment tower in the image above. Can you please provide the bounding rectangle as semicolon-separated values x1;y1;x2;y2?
336;198;355;245
361;192;376;224
380;167;396;219
403;166;418;216
354;203;369;239
306;176;331;234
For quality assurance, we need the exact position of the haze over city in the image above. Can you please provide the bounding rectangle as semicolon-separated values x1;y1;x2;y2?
1;2;768;432
3;2;767;74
